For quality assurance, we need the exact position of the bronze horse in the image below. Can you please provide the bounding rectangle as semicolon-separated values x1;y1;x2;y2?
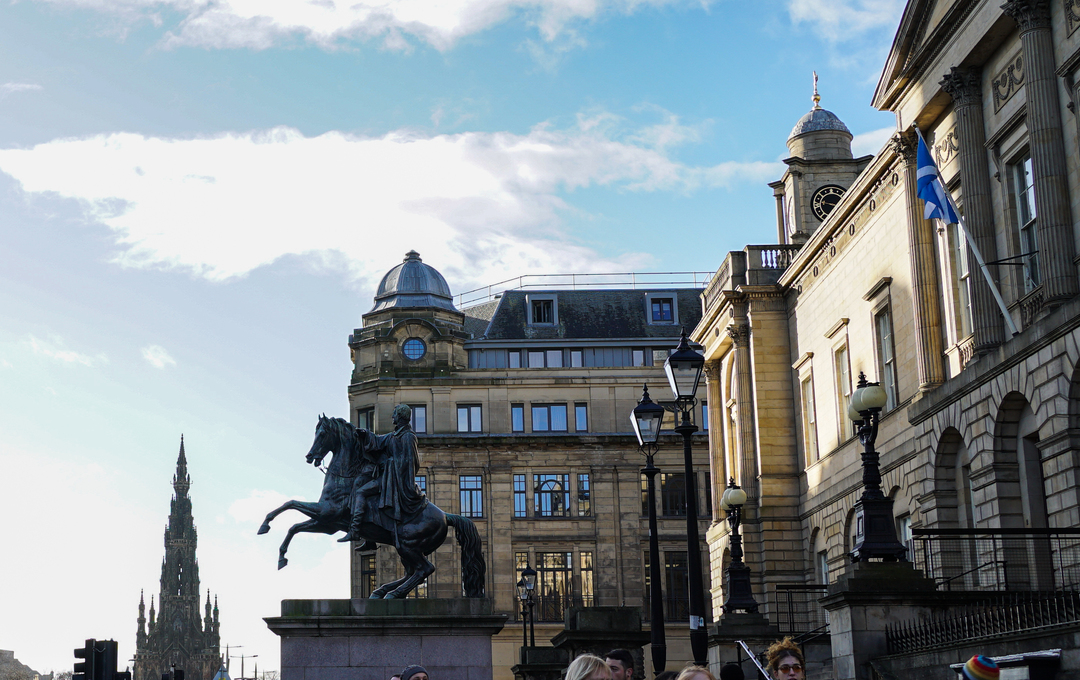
257;415;485;598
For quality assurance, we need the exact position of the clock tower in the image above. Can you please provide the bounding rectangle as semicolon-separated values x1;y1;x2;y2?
773;74;872;244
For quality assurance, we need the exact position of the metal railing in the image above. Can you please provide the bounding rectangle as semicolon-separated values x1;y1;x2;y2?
885;590;1080;654
910;528;1080;592
771;584;830;637
643;594;691;622
454;271;713;308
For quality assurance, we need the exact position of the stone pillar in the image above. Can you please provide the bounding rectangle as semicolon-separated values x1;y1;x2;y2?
1003;0;1079;304
770;182;787;244
940;67;1006;352
704;360;725;523
727;321;757;500
892;132;946;389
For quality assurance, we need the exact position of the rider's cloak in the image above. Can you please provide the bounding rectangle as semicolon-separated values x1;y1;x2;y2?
357;423;425;523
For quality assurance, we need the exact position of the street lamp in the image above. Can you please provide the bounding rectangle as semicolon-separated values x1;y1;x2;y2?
720;478;758;613
518;564;537;647
631;384;667;676
663;330;709;666
847;372;908;562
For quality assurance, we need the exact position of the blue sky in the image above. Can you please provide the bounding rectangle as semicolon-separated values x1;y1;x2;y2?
0;0;904;674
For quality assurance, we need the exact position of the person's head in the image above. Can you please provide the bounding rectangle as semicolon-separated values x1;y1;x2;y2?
765;638;804;680
604;649;634;680
674;665;715;680
960;655;999;680
566;654;613;680
718;664;745;680
400;666;427;680
393;404;412;428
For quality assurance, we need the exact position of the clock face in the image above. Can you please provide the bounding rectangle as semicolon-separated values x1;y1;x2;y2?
812;184;846;220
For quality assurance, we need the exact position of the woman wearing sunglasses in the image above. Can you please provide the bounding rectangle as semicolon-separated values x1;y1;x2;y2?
765;638;805;680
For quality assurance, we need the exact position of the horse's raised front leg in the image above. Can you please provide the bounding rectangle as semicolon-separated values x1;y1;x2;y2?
277;518;334;570
258;500;324;535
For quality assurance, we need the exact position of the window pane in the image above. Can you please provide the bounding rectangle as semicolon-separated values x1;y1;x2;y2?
664;551;690;621
633;349;646;366
701;402;708;431
470;406;482;432
546;350;563;368
514;474;527;517
509;351;521;369
412;405;427;433
457;407;469;433
661;473;688;516
535;552;572;621
534;474;569;517
532;406;549;431
415;475;427;495
528;350;545;368
550;404;567;431
459;475;483;517
512;404;525;432
577;473;591;516
575;404;587;432
580;551;595;606
570;350;583;367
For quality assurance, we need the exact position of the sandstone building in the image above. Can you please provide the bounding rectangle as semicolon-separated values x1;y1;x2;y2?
346;252;712;677
134;438;222;680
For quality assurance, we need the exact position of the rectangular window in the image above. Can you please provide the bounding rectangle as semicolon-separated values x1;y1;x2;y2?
575;403;588;432
546;349;563;368
535;552;573;621
946;222;973;339
580;551;595;607
359;553;377;598
641;477;652;515
818;550;830;585
632;349;646;367
570;350;583;367
533;473;570;517
701;401;708;431
577;473;591;516
457;405;482;433
415;475;427;496
531;299;554;324
835;345;852;440
357;407;374;431
514;474;527;518
532;404;568;432
528;350;545;368
509;350;522;368
459;475;483;518
664;551;690;621
409;404;427;433
875;309;897;411
1013;154;1040;292
660;472;689;516
527;350;564;368
801;376;819;463
652;349;670;365
651;298;674;322
511;404;525;432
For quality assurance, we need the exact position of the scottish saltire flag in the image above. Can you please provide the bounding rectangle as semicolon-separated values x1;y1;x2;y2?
916;135;960;223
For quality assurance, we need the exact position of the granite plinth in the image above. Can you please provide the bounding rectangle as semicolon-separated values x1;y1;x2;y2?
266;599;507;680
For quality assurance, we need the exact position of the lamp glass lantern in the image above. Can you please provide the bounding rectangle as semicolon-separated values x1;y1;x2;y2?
851;382;888;413
720;485;747;512
516;578;527;602
631;384;666;446
664;333;705;401
521;564;537;592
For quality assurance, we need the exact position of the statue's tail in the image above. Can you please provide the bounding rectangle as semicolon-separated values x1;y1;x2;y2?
446;513;486;597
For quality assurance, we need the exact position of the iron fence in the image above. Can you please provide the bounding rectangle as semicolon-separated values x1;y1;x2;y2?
885;590;1080;654
771;584;829;638
910;528;1080;591
643;594;690;622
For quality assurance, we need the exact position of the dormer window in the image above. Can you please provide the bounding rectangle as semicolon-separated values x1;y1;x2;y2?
644;292;679;325
651;298;674;322
526;294;558;325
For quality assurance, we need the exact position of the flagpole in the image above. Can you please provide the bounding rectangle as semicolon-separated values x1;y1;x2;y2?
913;126;1020;337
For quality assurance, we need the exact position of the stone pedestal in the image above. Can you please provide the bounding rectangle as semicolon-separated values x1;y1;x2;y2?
265;599;507;680
510;646;568;680
708;612;780;677
549;607;650;679
821;562;938;680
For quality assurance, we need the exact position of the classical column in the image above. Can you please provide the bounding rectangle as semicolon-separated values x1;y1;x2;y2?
727;321;758;500
892;132;946;389
940;67;1006;352
1002;0;1079;303
704;360;725;523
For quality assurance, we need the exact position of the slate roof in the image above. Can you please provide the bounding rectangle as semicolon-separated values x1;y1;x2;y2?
371;250;459;313
463;299;500;338
788;106;851;140
464;289;703;340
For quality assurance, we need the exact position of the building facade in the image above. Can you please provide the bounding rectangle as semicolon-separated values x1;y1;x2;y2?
134;438;222;680
346;252;712;677
692;0;1080;658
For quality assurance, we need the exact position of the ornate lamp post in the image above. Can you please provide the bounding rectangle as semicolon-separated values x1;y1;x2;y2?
631;384;667;676
518;564;537;647
719;478;758;613
662;331;709;666
847;372;908;562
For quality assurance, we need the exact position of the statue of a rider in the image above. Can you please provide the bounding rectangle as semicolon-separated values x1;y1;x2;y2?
339;404;427;548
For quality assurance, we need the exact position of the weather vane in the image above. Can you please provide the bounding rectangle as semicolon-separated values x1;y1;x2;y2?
813;71;821;109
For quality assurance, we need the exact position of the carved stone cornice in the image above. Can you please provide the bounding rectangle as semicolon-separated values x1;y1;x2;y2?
726;324;751;347
1001;0;1052;33
889;131;918;165
940;66;982;108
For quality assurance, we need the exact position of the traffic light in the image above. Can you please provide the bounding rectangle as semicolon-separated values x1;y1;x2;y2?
74;640;98;680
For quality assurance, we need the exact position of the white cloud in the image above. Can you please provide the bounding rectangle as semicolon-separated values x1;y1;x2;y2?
34;0;712;51
788;0;904;42
27;334;108;366
2;82;43;95
851;125;895;157
142;344;177;368
0;120;780;292
228;488;297;524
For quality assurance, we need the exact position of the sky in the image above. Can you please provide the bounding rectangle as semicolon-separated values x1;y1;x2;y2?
0;0;904;674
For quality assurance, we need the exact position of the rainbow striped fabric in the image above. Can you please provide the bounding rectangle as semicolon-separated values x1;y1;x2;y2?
961;656;999;680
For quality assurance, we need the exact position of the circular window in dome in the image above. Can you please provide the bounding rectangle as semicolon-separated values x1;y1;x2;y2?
402;338;426;360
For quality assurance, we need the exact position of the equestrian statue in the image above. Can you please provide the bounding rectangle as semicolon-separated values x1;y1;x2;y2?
257;404;486;599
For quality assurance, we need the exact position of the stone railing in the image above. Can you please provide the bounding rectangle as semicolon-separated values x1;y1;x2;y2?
702;244;800;314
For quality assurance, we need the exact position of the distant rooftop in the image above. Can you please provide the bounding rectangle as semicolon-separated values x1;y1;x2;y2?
456;271;714;308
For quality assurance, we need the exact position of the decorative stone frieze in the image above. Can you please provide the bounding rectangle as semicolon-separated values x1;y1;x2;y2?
991;52;1024;111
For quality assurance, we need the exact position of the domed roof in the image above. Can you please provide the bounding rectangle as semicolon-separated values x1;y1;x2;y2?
371;250;459;313
788;105;851;140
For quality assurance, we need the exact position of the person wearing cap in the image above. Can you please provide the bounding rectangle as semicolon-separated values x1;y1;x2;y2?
961;655;999;680
400;666;428;680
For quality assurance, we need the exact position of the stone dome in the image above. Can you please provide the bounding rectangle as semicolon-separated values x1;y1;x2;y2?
371;250;459;312
788;106;852;141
